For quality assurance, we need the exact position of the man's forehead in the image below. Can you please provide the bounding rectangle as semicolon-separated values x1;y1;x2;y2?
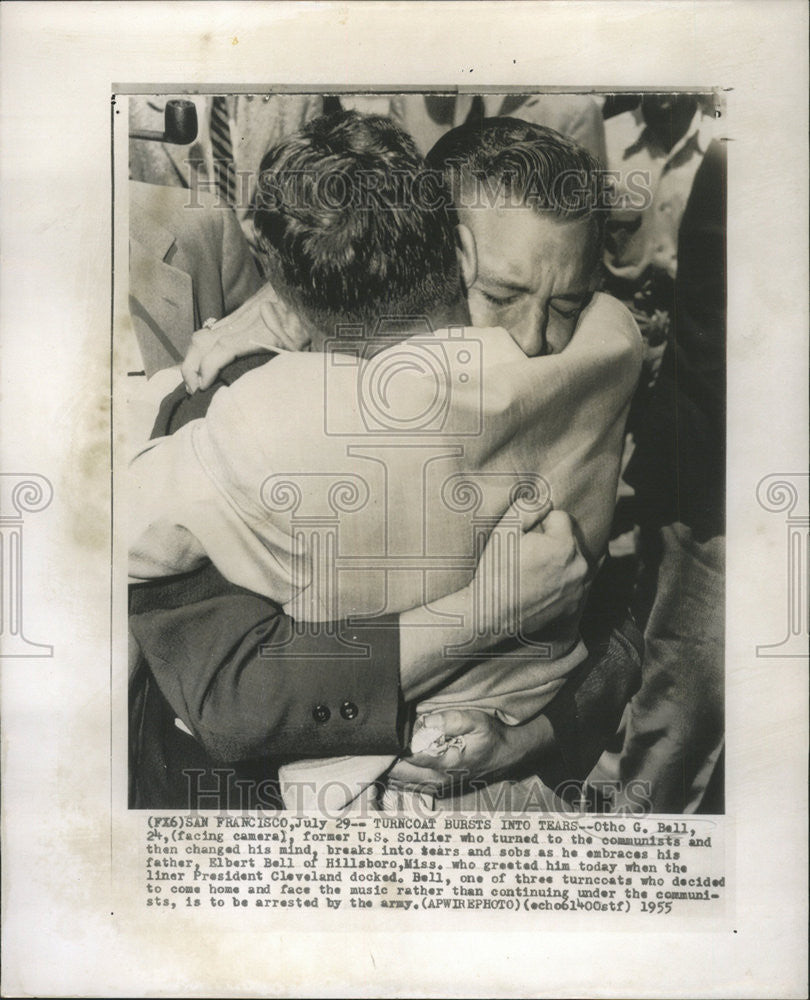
464;203;595;277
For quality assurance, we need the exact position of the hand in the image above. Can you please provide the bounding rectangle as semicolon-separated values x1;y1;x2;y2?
389;709;507;793
471;504;589;639
181;284;308;392
397;504;589;702
388;708;555;793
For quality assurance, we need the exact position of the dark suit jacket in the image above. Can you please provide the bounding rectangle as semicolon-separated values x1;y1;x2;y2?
130;563;405;808
625;139;727;540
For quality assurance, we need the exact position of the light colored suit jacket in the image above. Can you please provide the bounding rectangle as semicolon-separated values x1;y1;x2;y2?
129;181;262;376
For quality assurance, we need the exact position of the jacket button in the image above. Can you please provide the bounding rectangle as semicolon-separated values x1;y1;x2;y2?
312;704;330;723
340;701;359;720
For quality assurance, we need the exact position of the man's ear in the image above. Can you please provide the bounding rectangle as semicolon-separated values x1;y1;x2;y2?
455;223;477;291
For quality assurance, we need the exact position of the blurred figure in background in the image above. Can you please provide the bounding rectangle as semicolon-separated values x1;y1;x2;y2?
600;93;717;610
128;181;262;378
602;93;715;371
129;93;323;260
126;94;320;425
341;92;607;164
588;138;727;814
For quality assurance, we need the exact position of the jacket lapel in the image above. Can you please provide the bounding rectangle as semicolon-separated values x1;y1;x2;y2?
129;190;194;377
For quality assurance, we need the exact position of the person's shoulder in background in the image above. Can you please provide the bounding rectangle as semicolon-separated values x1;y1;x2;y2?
502;93;608;165
603;104;647;168
128;180;262;378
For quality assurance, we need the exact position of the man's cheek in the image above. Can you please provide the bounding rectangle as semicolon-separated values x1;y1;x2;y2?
467;296;495;329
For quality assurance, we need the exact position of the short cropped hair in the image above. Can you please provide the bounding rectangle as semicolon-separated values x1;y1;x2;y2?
427;117;608;258
253;110;459;334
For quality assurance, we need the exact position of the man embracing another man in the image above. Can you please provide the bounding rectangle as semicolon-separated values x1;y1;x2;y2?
128;110;643;811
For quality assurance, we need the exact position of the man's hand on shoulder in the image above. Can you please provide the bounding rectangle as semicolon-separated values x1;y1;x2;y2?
182;283;309;393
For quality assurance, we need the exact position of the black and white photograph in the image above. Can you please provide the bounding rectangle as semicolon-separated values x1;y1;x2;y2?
1;3;806;997
124;88;727;818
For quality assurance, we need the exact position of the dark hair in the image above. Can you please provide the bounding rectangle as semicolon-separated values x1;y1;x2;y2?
427;117;608;257
253;110;459;334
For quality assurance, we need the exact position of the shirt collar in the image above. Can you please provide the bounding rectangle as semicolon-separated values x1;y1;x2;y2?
625;107;711;162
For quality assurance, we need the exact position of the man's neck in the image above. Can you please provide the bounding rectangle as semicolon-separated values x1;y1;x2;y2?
308;297;471;354
355;298;471;355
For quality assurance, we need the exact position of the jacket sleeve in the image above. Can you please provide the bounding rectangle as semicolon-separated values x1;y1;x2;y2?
130;583;407;763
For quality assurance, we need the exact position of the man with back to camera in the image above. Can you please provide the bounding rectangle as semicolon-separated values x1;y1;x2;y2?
129;111;591;808
129;112;643;809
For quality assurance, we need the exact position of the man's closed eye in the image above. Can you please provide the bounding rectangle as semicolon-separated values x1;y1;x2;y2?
480;290;519;307
550;292;593;320
550;303;580;320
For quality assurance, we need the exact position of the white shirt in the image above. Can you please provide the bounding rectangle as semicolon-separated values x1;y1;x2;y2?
604;107;714;281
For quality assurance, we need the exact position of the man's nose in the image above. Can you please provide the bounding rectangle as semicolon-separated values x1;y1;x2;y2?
513;303;548;358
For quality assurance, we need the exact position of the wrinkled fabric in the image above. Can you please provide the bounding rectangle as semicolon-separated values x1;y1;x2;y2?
129;293;641;810
587;523;724;813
